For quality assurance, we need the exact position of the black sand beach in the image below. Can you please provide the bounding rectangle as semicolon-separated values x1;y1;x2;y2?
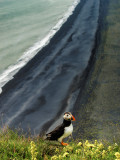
0;0;100;134
0;0;120;140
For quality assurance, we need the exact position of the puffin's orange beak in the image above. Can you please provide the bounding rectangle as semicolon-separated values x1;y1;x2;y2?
71;115;76;121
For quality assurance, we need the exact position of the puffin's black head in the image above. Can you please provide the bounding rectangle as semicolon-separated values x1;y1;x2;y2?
63;112;76;121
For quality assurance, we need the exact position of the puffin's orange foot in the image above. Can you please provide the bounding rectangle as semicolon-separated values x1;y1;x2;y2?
61;141;69;146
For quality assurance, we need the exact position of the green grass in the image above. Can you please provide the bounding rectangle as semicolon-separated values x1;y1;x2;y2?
0;127;60;160
0;128;120;160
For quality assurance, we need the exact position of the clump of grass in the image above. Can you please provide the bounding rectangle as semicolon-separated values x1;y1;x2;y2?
0;128;120;160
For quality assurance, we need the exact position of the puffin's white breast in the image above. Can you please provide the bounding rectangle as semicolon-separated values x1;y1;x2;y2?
64;123;73;137
58;123;73;142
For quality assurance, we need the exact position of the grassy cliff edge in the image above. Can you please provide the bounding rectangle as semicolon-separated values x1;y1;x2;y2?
0;128;120;160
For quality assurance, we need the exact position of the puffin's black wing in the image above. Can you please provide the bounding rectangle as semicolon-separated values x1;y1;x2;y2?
46;124;64;141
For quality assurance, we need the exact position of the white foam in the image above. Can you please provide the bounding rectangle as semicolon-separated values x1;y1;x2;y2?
0;0;80;94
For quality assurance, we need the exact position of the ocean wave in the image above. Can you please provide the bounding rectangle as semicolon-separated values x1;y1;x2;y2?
0;0;80;94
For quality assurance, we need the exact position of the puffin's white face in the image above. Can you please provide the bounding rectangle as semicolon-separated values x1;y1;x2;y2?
63;112;75;121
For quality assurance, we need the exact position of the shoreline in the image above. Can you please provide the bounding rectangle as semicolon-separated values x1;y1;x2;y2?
0;0;83;94
0;0;80;91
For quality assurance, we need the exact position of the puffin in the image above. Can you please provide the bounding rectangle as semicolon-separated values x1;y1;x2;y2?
46;112;75;146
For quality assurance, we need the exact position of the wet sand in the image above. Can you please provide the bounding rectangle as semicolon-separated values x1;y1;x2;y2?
73;0;120;141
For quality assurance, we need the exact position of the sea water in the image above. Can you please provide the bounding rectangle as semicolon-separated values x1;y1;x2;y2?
0;0;78;86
